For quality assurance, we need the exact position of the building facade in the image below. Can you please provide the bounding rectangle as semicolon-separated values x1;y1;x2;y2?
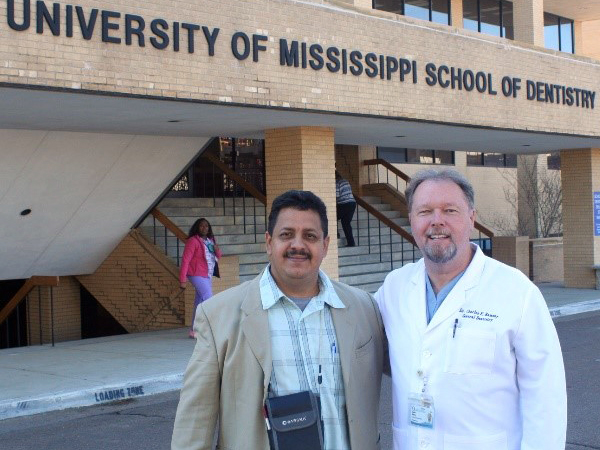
1;0;600;343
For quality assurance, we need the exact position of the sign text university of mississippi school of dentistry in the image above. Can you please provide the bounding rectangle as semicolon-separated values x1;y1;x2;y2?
5;0;596;110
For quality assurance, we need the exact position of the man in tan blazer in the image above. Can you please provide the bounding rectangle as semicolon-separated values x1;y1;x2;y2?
172;190;384;450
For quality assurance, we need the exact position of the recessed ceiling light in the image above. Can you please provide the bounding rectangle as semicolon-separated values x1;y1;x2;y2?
168;120;181;123
20;208;31;216
522;144;531;147
395;135;406;138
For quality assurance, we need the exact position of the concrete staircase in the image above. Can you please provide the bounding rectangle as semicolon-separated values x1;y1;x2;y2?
138;195;421;293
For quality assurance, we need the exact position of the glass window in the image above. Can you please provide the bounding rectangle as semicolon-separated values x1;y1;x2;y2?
431;0;450;25
483;152;505;167
373;0;450;24
544;13;560;51
373;0;403;15
463;0;479;31
560;19;574;53
407;149;434;164
405;0;430;21
377;147;407;163
467;152;483;166
479;0;501;37
501;1;513;39
504;153;517;168
467;152;516;167
547;152;561;170
434;150;455;164
377;148;454;164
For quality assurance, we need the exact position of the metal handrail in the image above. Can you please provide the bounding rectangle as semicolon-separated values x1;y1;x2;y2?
0;276;59;324
363;159;494;252
0;276;59;349
202;152;267;205
140;153;267;267
350;195;418;270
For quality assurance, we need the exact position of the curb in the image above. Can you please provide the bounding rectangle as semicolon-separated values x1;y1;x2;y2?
2;300;600;421
549;299;600;318
0;373;184;421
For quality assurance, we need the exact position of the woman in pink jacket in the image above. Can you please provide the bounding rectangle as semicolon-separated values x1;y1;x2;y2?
179;218;222;338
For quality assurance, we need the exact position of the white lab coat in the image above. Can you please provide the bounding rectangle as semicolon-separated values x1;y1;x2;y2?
375;245;567;450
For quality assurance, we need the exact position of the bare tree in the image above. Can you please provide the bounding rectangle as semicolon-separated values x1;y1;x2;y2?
484;157;562;238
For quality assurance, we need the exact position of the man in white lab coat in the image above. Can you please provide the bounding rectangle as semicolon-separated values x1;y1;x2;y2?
375;168;567;450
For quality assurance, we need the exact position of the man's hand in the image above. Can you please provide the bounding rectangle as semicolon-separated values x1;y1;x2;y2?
180;282;187;289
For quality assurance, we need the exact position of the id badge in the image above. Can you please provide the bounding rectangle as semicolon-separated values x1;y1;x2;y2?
408;393;435;429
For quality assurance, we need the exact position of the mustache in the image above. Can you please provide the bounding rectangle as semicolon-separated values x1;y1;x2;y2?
426;228;451;238
285;249;311;259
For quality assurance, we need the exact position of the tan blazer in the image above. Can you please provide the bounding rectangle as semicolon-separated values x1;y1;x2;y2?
172;273;384;450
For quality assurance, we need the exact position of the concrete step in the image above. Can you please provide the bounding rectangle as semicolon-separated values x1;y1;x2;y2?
142;214;266;228
339;270;387;286
352;281;385;294
240;262;270;276
339;261;396;276
238;253;270;264
240;273;259;283
160;197;264;208
218;242;266;254
360;196;382;204
352;234;416;246
138;224;266;241
159;205;266;218
344;217;409;230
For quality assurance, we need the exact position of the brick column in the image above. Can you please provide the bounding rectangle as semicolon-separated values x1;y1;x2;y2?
265;127;338;280
512;0;544;46
450;0;463;28
561;149;600;288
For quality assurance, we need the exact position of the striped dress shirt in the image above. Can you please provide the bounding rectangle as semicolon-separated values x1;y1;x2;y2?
260;266;350;450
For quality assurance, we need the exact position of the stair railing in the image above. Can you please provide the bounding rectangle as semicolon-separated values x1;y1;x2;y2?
351;195;419;271
141;152;267;267
149;208;189;267
363;159;494;255
0;276;60;348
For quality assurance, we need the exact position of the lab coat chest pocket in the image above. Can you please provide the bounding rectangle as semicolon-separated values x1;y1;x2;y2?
444;328;496;375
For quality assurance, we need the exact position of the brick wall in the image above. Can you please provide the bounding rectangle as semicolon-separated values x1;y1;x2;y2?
1;0;598;137
28;276;81;345
76;229;241;332
531;237;564;283
77;230;186;332
578;19;600;61
492;236;530;277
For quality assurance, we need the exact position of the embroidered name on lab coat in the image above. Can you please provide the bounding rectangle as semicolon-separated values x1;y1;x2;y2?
459;308;499;322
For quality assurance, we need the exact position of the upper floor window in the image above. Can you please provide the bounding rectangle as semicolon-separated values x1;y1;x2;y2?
463;0;514;40
547;152;561;170
544;13;574;54
466;152;517;167
378;147;455;165
373;0;451;25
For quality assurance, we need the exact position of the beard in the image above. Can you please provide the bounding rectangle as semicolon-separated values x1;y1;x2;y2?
422;230;457;264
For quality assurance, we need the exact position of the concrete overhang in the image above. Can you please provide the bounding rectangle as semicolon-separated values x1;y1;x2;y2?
544;0;600;21
2;86;600;154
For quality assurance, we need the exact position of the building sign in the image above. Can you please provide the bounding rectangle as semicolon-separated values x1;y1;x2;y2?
594;192;600;236
3;0;597;110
